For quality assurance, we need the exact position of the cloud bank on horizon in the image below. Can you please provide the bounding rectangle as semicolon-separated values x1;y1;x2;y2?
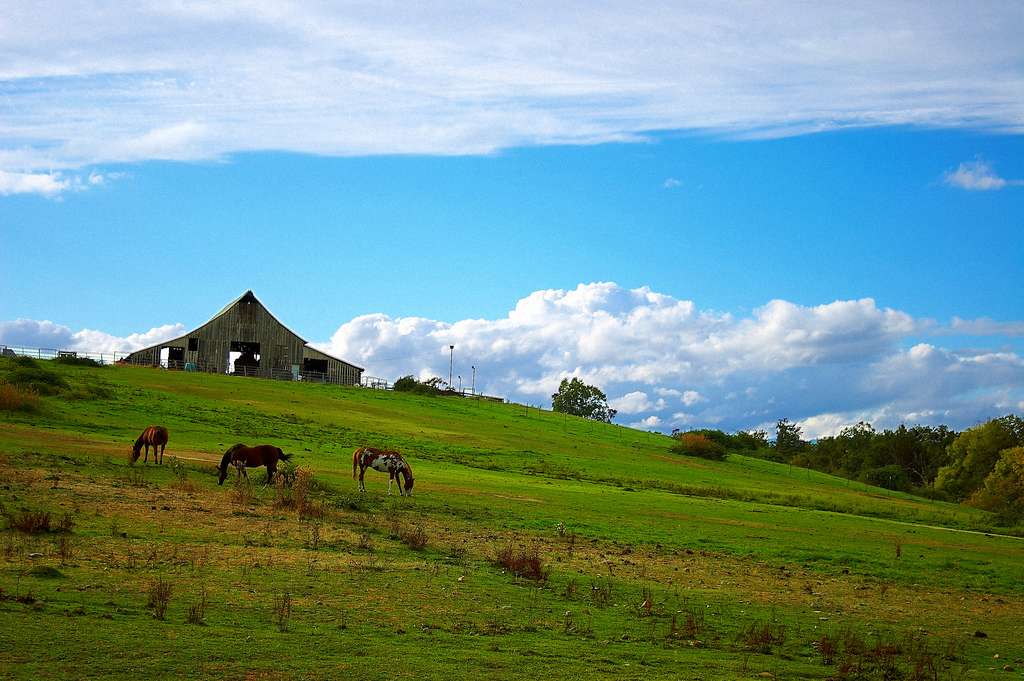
3;283;1022;439
2;2;1024;194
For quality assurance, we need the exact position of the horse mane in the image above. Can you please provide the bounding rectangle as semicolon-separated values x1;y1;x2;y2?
278;448;292;462
220;444;245;471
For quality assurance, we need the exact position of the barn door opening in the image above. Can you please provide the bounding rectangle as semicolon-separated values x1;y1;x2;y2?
166;346;185;370
229;341;261;376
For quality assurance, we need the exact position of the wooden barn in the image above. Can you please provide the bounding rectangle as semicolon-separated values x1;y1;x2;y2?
124;290;363;384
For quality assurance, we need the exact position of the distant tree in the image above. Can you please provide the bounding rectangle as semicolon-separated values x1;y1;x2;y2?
774;418;804;458
968;446;1024;523
551;378;617;423
735;429;770;451
670;433;727;461
393;375;446;396
935;416;1024;500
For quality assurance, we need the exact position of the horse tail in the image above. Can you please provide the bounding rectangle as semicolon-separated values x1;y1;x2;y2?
278;448;292;462
352;448;362;479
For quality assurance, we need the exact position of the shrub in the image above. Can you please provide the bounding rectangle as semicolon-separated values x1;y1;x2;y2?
147;578;173;620
494;542;548;581
7;509;51;534
186;588;208;625
53;355;102;367
393;375;446;395
738;619;786;654
5;366;68;396
670;433;727;461
0;382;40;412
399;524;428;551
273;592;292;632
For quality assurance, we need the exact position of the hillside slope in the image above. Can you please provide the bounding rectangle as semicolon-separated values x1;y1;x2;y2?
1;360;1022;679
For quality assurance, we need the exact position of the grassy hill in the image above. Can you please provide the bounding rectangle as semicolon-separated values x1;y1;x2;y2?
1;359;1022;679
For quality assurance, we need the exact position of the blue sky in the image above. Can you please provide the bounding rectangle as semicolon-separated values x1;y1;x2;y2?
1;2;1022;436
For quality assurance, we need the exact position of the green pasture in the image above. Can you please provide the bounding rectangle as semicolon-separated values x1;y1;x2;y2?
1;360;1022;679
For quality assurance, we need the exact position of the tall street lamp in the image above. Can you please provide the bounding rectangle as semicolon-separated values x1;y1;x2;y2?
448;345;455;390
471;365;476;395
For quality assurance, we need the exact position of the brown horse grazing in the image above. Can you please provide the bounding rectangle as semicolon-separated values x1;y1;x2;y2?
131;426;169;464
352;447;414;496
218;444;292;485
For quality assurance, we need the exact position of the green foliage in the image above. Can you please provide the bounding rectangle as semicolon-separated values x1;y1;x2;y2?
774;418;804;457
4;365;68;396
393;375;446;395
550;377;616;422
935;416;1024;500
53;355;103;368
669;432;727;460
968;446;1024;523
858;464;909;491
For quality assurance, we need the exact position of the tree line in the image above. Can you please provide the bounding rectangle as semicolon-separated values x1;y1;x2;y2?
671;414;1024;523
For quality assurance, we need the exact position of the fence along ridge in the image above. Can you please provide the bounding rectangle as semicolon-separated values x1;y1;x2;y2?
0;344;389;389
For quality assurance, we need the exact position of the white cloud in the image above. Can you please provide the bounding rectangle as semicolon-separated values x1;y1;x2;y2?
5;282;1023;434
629;415;663;429
610;391;665;414
309;282;1024;434
662;178;682;189
681;390;705;406
0;171;70;197
2;3;1023;183
943;159;1023;191
0;318;184;354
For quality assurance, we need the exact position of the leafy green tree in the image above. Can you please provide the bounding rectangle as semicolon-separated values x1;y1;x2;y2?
773;418;804;459
969;446;1024;523
551;378;617;423
935;416;1024;500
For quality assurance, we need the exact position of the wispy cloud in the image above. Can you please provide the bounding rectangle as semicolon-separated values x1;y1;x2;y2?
943;159;1023;191
662;178;682;189
2;3;1023;194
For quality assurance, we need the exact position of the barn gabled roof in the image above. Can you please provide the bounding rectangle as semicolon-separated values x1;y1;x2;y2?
125;290;364;372
206;289;307;343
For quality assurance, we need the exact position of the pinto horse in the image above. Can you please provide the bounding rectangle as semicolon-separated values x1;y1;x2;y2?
131;426;169;464
352;447;414;496
218;444;292;485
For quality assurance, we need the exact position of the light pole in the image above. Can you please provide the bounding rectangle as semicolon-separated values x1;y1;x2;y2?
458;375;462;393
471;365;476;395
448;345;454;391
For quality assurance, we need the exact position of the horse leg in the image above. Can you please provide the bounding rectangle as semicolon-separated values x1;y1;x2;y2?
358;467;365;493
387;471;394;496
144;444;150;464
159;443;165;465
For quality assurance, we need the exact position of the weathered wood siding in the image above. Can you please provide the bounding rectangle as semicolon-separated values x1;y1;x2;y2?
303;346;362;384
125;291;363;385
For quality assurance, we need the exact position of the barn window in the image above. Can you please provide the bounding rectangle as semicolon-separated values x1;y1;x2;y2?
188;337;199;351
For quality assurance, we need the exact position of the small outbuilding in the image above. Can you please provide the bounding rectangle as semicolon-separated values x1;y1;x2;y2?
124;290;362;384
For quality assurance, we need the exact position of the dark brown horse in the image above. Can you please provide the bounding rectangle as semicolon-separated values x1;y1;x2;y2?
218;444;292;485
131;426;169;464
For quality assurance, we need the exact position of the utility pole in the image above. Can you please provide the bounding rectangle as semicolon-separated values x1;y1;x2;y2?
448;345;454;390
458;375;462;393
471;365;476;395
